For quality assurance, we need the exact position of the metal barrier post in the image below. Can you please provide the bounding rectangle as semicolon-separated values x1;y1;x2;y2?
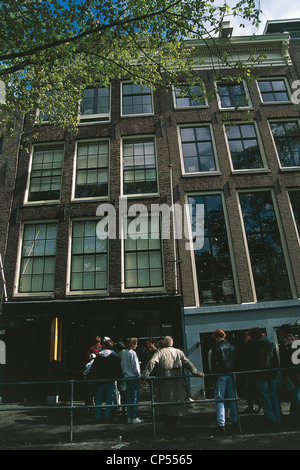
232;374;242;433
70;381;74;443
150;378;157;439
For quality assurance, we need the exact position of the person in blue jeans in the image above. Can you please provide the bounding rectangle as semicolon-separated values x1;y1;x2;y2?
89;339;123;422
246;327;281;429
211;329;239;435
121;338;144;424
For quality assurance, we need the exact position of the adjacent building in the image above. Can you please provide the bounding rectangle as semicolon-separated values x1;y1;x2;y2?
1;19;300;397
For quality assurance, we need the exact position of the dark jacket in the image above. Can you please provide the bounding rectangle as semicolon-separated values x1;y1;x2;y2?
245;338;278;381
90;350;123;381
211;340;237;374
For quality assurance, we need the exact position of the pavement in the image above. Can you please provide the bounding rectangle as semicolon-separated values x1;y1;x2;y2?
0;397;300;452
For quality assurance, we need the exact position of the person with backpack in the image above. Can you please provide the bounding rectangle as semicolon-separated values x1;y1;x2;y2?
89;339;123;422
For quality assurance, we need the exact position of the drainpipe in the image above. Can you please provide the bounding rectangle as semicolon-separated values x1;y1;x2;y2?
168;164;178;295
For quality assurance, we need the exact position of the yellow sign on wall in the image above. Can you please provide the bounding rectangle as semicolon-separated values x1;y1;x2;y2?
49;317;62;362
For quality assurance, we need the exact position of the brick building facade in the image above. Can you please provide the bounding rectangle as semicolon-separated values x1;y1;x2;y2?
1;20;300;396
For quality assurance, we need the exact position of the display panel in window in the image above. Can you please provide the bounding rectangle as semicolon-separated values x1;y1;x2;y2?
239;191;292;301
123;138;158;195
18;223;57;293
270;121;300;168
180;126;217;173
27;146;64;202
74;141;109;199
225;123;265;170
122;83;153;115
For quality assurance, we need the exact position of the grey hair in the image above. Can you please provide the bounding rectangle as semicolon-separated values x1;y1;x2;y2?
163;336;174;347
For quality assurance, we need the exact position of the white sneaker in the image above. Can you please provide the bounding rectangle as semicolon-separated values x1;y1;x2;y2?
132;417;144;424
127;418;132;424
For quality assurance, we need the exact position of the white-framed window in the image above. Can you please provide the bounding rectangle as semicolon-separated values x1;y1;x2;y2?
257;78;291;103
216;80;252;110
123;217;164;291
288;190;300;241
224;122;268;172
269;119;300;169
121;82;154;116
239;190;293;301
122;136;158;196
173;84;207;108
178;124;219;175
25;143;64;203
79;86;110;123
73;139;109;200
68;219;108;293
17;222;58;295
187;193;238;305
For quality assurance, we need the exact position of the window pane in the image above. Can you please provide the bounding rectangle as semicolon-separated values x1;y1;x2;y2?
75;141;109;198
270;121;300;167
70;221;107;291
28;147;63;202
122;83;153;115
188;195;236;305
180;126;217;173
123;140;157;194
239;192;292;300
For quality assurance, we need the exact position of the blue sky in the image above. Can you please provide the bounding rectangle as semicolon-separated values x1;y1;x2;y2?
224;0;300;35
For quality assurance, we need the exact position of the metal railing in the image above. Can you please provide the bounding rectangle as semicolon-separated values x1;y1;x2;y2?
0;366;299;442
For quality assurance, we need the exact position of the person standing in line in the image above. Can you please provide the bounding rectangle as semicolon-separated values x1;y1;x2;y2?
114;341;127;420
211;329;239;435
245;327;281;430
89;339;123;422
121;338;144;424
142;336;204;435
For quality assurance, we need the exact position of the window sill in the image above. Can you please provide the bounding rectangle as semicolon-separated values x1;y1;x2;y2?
182;171;222;177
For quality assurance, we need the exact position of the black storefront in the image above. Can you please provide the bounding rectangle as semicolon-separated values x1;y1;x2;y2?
1;294;183;400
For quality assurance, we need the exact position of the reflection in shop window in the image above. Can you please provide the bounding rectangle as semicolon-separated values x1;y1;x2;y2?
188;195;236;305
239;191;292;301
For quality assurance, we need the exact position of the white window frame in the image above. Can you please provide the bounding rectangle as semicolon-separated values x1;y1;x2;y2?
14;220;58;298
121;134;159;198
288;189;300;247
237;188;297;302
215;79;253;111
172;83;208;109
71;138;110;202
268;118;300;171
121;214;165;293
185;191;240;307
78;85;111;125
177;123;221;177
256;77;292;105
121;81;154;117
223;121;269;174
66;217;109;296
24;142;65;205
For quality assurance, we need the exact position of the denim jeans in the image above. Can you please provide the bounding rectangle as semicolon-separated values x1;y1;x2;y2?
214;375;238;426
256;379;281;425
94;381;114;421
126;379;139;419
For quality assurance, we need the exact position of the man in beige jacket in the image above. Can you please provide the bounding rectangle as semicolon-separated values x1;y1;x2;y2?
142;336;204;434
